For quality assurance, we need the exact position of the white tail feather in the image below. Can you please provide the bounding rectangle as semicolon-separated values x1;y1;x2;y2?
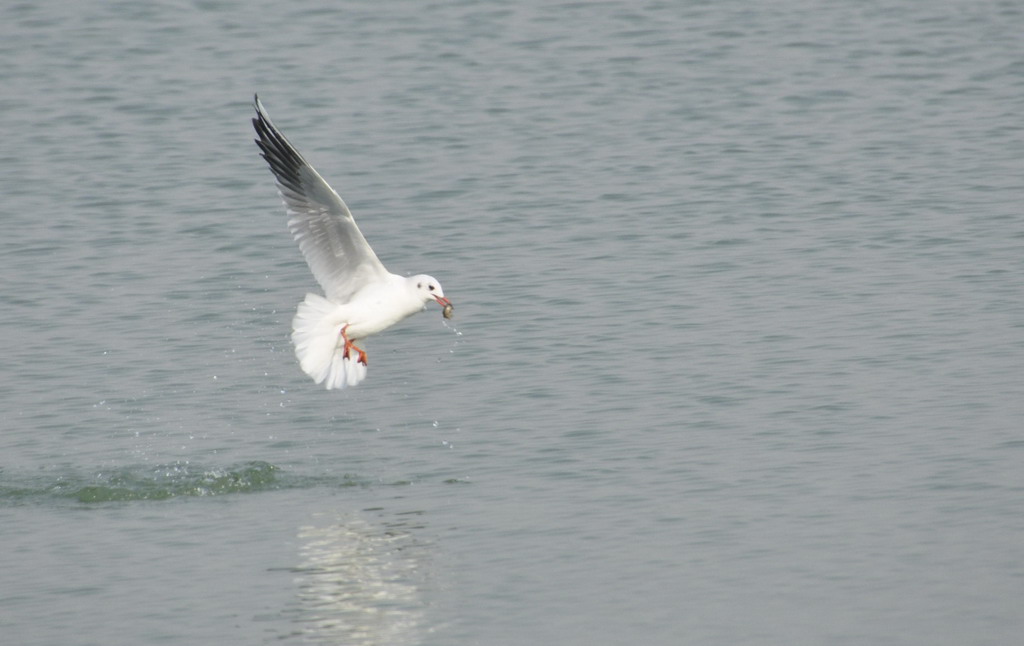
292;293;368;389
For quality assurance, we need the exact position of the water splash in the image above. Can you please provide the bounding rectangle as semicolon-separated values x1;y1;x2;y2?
0;461;366;505
67;461;282;502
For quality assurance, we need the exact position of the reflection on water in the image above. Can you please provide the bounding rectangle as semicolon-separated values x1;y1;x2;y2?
290;511;432;646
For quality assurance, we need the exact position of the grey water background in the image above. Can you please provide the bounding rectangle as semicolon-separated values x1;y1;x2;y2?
1;0;1022;644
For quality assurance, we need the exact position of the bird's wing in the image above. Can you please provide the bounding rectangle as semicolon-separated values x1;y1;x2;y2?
253;95;389;302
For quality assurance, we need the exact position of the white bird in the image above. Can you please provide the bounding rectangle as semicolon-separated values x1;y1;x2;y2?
253;95;453;389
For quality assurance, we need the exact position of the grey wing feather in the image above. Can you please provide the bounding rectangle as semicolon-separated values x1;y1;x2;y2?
253;96;389;302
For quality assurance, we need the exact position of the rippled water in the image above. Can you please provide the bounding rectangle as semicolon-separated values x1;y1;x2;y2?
2;1;1022;644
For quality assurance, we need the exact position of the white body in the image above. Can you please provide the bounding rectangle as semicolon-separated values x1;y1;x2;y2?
292;276;435;389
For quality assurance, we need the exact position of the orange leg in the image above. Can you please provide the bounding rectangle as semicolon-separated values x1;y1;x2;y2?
340;325;368;365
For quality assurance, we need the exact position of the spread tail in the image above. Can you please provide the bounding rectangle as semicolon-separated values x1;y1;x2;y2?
291;293;368;389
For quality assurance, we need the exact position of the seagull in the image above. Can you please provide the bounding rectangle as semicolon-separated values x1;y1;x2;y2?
252;95;453;389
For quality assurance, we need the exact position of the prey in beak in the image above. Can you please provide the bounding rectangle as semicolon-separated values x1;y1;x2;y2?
435;295;454;319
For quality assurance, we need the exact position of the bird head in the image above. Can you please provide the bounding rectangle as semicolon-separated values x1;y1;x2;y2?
411;274;451;309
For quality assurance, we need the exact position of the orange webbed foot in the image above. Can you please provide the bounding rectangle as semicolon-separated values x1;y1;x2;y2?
340;325;369;365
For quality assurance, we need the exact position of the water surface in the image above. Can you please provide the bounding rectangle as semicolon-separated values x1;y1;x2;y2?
2;1;1022;644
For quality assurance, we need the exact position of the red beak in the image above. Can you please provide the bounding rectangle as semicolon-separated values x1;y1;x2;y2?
434;295;452;307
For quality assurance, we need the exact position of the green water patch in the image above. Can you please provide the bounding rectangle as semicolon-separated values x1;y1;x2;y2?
0;461;370;505
68;461;283;502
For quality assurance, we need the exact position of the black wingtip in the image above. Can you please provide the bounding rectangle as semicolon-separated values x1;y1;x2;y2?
251;96;310;195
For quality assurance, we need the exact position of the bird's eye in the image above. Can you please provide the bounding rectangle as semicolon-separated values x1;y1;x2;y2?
429;285;435;291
